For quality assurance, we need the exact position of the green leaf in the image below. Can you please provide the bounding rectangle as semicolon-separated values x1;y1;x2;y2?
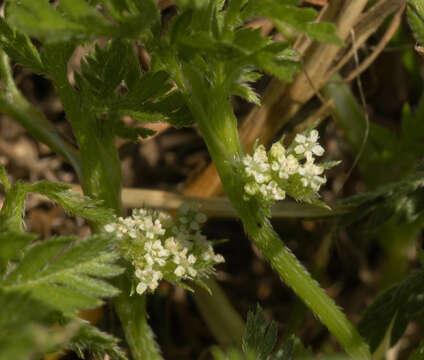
7;0;103;43
0;18;44;74
67;320;128;360
304;22;343;45
231;82;261;105
408;0;424;47
0;289;126;360
1;234;124;315
339;171;424;230
78;40;133;101
0;289;79;360
76;40;194;128
113;119;156;142
28;181;115;225
7;0;159;43
242;305;278;360
0;231;37;276
358;270;424;351
242;1;342;45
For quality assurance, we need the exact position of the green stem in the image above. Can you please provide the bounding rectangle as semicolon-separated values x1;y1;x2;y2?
42;52;162;359
190;97;371;359
70;122;162;360
114;275;163;360
0;51;82;179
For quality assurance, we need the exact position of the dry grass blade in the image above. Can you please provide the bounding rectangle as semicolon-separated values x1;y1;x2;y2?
67;185;349;219
327;0;406;82
345;2;405;82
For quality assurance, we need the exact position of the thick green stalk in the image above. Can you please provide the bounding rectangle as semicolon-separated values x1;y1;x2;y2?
44;55;163;360
65;119;162;360
190;96;371;359
114;275;163;360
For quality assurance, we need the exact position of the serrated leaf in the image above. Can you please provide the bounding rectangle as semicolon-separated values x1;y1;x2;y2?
243;305;278;360
0;289;125;360
231;82;261;105
339;171;424;229
254;52;300;81
0;18;44;74
242;1;341;45
28;181;115;224
79;40;131;101
7;0;158;43
0;289;79;360
8;0;97;42
69;320;128;360
1;234;124;315
0;231;37;275
113;120;156;141
358;270;424;351
76;41;193;128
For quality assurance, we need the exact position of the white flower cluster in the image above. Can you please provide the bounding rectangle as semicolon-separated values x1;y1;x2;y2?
242;129;334;206
105;204;224;295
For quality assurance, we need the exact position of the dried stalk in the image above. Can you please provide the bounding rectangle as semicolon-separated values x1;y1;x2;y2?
67;185;349;219
345;2;405;82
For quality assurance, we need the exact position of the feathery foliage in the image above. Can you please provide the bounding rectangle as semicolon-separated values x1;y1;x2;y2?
340;170;424;231
211;305;297;360
0;290;79;360
358;264;424;351
1;233;123;315
68;321;128;360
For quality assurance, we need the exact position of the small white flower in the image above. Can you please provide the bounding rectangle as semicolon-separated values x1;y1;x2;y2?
104;224;115;232
241;130;334;206
105;206;225;296
312;144;324;156
136;282;147;295
295;134;307;144
188;267;197;277
309;129;319;142
244;182;258;195
294;145;305;154
174;266;185;277
269;142;285;159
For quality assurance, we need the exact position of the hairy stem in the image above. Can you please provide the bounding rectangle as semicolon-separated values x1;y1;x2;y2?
42;50;162;360
190;95;371;359
114;275;163;360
